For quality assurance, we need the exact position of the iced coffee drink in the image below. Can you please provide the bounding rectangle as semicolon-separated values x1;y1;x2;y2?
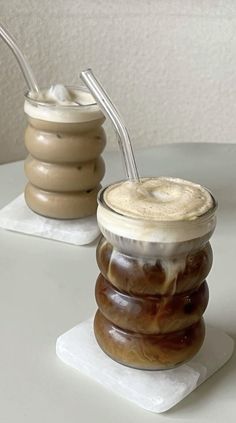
24;85;106;219
94;177;217;370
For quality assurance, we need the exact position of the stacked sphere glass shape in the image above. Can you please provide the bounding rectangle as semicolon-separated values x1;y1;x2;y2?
94;180;217;370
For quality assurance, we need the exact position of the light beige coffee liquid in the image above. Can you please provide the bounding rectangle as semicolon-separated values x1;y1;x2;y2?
24;87;106;219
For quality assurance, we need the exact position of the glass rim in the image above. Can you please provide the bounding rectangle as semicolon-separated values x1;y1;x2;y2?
98;178;218;225
24;85;98;110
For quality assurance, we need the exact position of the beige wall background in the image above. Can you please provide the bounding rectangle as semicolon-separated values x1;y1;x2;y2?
0;0;236;164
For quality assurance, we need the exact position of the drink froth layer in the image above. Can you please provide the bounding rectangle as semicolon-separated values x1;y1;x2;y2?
104;177;213;221
98;178;216;244
24;85;103;123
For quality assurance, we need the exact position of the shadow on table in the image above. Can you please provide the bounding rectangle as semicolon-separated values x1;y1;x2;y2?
165;331;236;416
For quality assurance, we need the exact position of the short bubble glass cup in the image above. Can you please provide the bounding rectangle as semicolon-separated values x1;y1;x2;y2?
94;181;217;370
24;87;106;219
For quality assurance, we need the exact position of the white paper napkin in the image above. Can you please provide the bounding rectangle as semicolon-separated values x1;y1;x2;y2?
0;194;100;245
56;318;234;413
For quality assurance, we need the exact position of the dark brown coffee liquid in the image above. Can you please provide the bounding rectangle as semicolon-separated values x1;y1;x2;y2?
94;236;212;370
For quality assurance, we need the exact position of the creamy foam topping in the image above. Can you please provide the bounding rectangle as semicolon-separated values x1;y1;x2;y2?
104;177;213;221
98;177;216;243
24;85;103;123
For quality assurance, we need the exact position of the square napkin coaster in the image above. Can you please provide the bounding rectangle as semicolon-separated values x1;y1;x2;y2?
0;194;100;245
56;318;234;413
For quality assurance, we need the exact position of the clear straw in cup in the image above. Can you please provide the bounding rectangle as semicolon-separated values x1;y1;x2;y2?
0;22;39;93
80;69;140;182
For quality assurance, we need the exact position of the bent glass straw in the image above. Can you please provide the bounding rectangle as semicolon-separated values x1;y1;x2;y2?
80;69;140;182
0;22;39;93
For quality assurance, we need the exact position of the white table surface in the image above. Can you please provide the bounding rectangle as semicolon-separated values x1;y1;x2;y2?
0;143;235;423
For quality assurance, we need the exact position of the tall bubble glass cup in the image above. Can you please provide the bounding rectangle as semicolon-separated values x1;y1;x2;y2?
24;87;106;219
94;178;217;370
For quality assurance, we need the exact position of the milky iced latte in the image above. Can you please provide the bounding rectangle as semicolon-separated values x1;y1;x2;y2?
24;85;106;219
94;177;217;370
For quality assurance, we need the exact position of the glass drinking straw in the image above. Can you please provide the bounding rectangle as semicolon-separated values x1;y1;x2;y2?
0;22;39;93
0;26;139;180
80;69;140;182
